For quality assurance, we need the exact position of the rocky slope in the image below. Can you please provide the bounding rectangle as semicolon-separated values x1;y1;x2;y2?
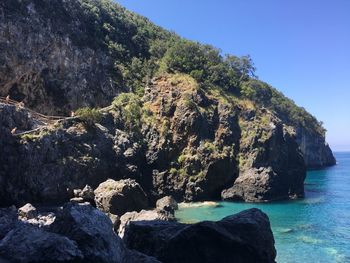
0;0;335;207
0;0;335;170
0;203;276;263
0;74;305;205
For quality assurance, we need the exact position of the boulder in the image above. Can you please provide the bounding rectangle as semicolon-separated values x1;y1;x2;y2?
222;115;306;202
0;224;83;262
118;197;178;238
18;203;37;219
94;179;148;216
119;209;175;238
49;202;126;263
0;202;162;263
156;196;178;214
123;208;276;263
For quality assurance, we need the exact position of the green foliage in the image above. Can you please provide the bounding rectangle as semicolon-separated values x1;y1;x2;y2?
76;107;103;126
240;79;325;134
169;168;178;176
159;40;255;92
112;93;143;130
35;0;325;138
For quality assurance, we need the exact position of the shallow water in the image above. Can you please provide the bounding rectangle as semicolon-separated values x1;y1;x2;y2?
176;152;350;263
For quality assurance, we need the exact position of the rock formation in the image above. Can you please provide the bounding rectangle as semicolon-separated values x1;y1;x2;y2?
0;75;308;204
0;203;161;263
123;208;276;263
94;179;149;216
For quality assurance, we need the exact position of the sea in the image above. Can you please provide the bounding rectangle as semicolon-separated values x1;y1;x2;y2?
176;152;350;263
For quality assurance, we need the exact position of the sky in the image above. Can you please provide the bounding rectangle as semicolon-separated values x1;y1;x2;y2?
117;0;350;151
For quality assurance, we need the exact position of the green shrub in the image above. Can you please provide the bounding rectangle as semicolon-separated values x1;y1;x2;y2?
113;93;142;130
76;107;103;126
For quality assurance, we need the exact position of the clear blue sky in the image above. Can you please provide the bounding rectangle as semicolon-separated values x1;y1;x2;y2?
117;0;350;151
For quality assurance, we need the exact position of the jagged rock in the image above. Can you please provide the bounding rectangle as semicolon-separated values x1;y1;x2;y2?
94;179;148;216
0;0;124;115
118;209;175;238
18;203;37;219
222;114;306;202
156;196;178;214
0;224;83;262
49;202;126;263
296;126;336;168
3;121;118;205
118;197;178;237
0;0;335;208
0;202;163;263
123;208;276;263
21;212;56;229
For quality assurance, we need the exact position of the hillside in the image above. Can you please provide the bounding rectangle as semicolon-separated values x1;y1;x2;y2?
0;0;335;205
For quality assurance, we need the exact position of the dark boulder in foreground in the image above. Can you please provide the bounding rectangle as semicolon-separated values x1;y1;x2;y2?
0;203;159;263
124;208;276;263
0;203;276;263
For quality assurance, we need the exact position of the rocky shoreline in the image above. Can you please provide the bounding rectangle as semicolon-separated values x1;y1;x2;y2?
0;0;336;262
0;199;276;263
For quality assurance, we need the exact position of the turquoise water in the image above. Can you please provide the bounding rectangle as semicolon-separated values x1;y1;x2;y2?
176;152;350;263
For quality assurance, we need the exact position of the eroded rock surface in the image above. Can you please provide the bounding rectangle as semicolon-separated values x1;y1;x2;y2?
124;208;276;263
94;179;149;216
0;202;160;263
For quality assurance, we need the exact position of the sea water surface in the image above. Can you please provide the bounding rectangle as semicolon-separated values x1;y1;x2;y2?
176;152;350;263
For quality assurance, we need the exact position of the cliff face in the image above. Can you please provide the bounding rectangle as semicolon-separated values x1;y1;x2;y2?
0;0;160;115
0;75;305;205
296;127;336;168
0;0;335;206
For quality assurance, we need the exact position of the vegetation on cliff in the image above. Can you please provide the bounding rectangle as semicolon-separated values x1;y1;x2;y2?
61;0;325;136
0;0;335;206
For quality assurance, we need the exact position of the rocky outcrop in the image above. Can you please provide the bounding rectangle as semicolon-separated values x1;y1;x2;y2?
141;76;240;202
49;202;126;263
222;112;306;202
2;119;119;205
123;208;276;263
0;0;125;115
94;179;149;216
0;0;335;207
0;75;308;206
18;203;37;219
118;196;177;237
156;196;178;214
296;126;336;168
118;210;173;238
1;204;275;263
0;223;84;262
0;202;160;263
